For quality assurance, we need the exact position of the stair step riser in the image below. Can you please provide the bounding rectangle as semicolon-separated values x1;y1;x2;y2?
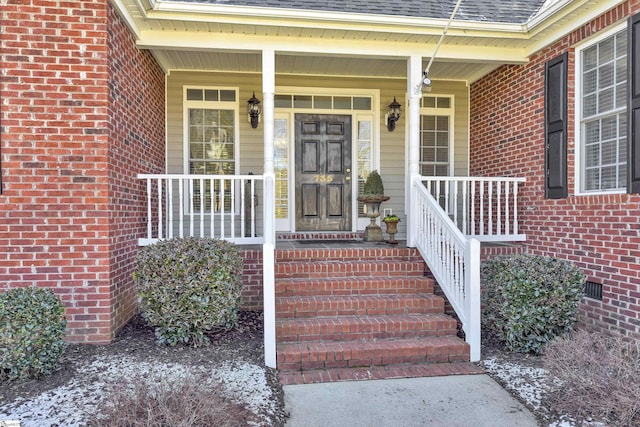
275;277;434;297
277;338;470;371
276;248;423;262
275;261;426;279
277;315;457;342
276;296;444;318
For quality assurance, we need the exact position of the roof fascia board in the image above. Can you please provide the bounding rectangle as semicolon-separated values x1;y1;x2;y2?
146;1;527;38
524;0;627;55
109;0;143;39
137;29;529;63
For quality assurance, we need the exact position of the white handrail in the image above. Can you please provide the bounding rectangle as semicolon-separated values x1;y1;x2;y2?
137;174;264;245
412;176;481;361
422;176;526;242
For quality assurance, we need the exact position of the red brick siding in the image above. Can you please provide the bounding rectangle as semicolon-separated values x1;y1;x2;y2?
470;1;640;335
240;249;264;310
0;1;165;342
107;5;166;336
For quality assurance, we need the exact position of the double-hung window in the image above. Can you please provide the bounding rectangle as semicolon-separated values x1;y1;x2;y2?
184;87;238;212
578;26;627;193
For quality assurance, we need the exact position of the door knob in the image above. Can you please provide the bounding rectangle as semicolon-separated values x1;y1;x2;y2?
345;176;351;181
346;168;351;173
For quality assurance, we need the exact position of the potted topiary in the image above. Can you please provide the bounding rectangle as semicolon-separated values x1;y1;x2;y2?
382;214;400;244
357;170;389;242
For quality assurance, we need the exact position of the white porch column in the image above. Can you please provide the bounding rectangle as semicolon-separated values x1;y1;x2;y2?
262;48;277;368
406;56;422;247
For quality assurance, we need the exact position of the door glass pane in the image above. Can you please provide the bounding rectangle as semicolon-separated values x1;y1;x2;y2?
357;120;373;217
274;118;289;219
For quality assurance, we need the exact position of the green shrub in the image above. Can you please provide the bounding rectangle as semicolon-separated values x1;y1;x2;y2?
134;237;244;347
362;170;384;196
481;254;585;354
0;287;67;382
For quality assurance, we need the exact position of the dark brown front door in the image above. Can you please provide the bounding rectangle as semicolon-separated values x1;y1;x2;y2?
295;114;352;231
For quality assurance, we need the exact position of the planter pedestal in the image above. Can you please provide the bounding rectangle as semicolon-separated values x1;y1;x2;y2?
357;196;389;243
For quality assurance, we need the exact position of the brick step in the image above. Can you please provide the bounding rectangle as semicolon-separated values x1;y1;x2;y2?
275;276;434;297
275;259;426;280
278;362;484;385
276;294;445;318
276;247;423;262
276;336;470;372
276;313;457;342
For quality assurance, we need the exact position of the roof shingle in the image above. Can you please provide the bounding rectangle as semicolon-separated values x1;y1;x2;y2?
175;0;550;24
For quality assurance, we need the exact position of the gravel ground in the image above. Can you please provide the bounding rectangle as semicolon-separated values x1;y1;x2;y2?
1;315;606;427
0;312;287;427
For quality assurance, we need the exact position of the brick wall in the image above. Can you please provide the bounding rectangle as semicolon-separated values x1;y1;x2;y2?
240;249;264;310
0;1;165;342
470;1;640;335
106;5;166;335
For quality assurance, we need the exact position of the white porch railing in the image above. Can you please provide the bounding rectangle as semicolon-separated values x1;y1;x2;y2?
138;174;264;246
412;176;481;361
421;177;526;242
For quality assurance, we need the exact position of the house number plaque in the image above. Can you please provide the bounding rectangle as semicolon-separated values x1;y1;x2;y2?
313;174;334;182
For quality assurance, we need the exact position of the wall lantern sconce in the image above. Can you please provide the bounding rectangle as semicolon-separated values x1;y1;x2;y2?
247;92;261;129
386;97;402;132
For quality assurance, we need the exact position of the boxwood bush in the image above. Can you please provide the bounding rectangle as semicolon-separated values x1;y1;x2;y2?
0;287;67;382
481;254;585;354
134;237;244;347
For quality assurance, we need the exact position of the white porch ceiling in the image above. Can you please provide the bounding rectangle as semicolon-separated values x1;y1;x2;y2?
154;50;501;82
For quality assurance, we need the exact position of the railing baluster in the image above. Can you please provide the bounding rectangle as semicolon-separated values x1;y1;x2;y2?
251;179;256;238
179;177;184;238
470;179;476;236
240;178;246;239
461;181;468;235
189;179;194;237
513;181;519;235
505;182;510;236
479;181;485;236
168;178;174;239
487;181;495;235
230;178;236;238
219;178;225;239
146;178;152;241
210;178;215;238
451;181;458;228
199;177;204;238
496;181;502;236
157;178;163;239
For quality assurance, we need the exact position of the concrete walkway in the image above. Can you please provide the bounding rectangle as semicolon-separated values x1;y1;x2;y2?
284;374;539;427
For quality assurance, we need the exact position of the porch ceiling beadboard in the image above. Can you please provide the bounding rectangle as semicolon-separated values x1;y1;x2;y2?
111;0;626;83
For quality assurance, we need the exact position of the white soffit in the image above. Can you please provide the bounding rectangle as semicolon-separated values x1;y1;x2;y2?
110;0;627;81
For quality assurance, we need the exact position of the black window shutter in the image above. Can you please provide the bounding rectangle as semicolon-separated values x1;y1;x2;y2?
628;12;640;194
544;52;568;199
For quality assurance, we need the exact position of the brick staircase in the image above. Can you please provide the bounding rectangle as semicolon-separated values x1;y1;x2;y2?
275;244;482;385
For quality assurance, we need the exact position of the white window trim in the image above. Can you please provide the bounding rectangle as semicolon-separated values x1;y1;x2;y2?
574;21;627;196
182;86;241;214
